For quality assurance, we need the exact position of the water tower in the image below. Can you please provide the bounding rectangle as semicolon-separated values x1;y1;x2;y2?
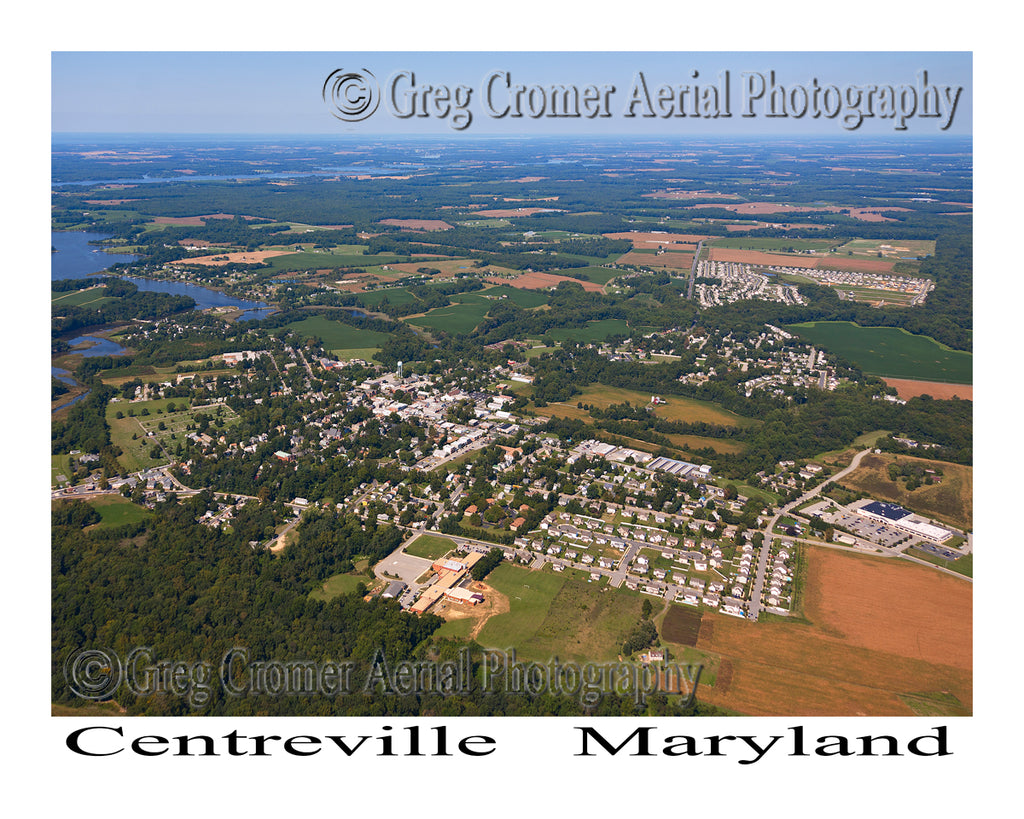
397;360;403;380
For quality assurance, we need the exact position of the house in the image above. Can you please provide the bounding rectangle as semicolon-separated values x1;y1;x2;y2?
382;581;407;599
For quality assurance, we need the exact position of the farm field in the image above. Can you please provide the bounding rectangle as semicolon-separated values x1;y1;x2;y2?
836;451;972;531
707;237;840;252
354;287;418;308
786;321;972;383
404;295;493;335
560;266;620;285
694;546;971;716
486;271;605;292
615;249;694;269
286;316;391;355
883;378;972;401
51;286;117;308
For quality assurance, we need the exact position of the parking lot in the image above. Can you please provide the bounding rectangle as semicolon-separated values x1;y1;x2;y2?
377;550;434;585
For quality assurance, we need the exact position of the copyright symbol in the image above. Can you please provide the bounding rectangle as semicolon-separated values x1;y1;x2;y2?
65;648;122;700
323;69;380;122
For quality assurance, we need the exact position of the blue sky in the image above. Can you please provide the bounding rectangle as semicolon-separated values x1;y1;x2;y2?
51;51;971;137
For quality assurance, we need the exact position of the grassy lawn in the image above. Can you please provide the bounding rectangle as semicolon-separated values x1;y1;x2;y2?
786;321;972;384
51;454;74;487
82;495;153;529
475;564;568;652
107;399;239;472
309;572;367;602
905;548;973;578
475;564;647;663
404;534;459;561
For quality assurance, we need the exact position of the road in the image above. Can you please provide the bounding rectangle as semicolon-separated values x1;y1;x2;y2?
748;447;873;619
686;240;703;300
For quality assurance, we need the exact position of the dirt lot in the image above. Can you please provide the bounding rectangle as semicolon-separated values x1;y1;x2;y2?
883;378;973;401
437;582;509;639
694;547;971;716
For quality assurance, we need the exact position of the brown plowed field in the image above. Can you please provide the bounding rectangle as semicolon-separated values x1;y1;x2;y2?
170;250;293;266
694;547;971;716
883;378;973;401
379;218;454;231
487;272;605;292
616;250;694;269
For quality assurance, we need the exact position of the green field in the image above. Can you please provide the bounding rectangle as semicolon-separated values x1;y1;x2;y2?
51;286;117;308
286;316;391;354
551;266;620;285
404;534;459;561
475;564;568;653
475;564;646;663
84;495;154;529
480;285;549;308
265;251;404;272
309;572;367;602
405;296;492;335
786;321;972;383
355;287;417;308
905;549;973;578
545;319;633;343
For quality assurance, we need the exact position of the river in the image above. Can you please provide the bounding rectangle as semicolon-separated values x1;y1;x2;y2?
52;230;275;318
52;231;275;412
